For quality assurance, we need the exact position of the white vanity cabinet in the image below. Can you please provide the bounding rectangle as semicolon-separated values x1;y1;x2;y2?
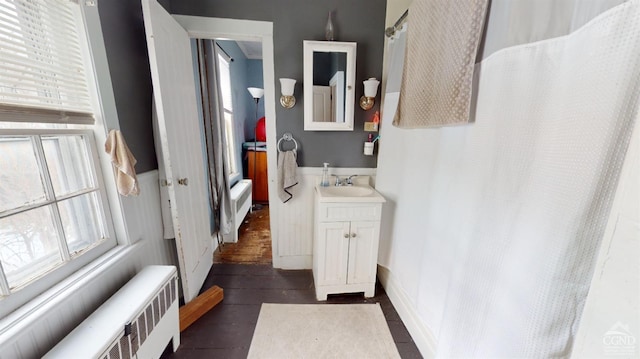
313;197;383;300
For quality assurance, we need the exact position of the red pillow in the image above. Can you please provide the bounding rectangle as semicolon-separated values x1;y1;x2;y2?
255;117;266;141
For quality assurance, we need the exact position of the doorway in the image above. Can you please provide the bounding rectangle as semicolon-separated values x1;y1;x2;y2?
200;39;272;264
143;1;280;302
171;15;280;266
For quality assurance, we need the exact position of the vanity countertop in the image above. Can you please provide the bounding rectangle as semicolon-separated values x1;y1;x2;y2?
315;184;386;203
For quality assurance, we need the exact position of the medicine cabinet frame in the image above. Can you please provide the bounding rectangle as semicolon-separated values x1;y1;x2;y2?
303;40;357;131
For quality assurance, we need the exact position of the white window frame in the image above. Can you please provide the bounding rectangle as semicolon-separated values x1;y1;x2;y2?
0;129;117;317
0;1;125;319
214;47;241;183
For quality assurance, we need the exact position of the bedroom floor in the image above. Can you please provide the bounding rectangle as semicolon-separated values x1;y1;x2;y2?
161;264;423;358
214;205;272;264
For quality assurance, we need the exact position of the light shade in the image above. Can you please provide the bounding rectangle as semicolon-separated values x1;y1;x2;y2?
248;87;264;99
280;78;296;96
363;78;380;98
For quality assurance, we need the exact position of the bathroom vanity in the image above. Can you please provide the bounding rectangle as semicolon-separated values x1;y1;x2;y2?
313;177;385;300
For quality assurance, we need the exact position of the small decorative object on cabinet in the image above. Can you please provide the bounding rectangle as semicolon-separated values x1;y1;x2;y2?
313;176;385;300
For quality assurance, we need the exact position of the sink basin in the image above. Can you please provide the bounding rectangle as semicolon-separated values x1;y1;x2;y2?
315;183;385;203
321;185;374;197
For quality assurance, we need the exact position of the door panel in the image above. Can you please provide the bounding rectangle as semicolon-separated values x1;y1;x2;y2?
142;0;212;303
312;86;331;122
317;222;350;285
347;221;379;284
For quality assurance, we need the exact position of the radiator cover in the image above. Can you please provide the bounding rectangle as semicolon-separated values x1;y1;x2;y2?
44;265;180;359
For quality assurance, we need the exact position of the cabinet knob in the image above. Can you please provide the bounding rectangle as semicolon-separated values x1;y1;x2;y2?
178;178;189;186
344;233;349;238
351;233;356;238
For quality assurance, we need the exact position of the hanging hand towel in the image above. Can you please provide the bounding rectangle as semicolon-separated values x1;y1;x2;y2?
105;129;140;196
394;0;489;128
277;150;298;203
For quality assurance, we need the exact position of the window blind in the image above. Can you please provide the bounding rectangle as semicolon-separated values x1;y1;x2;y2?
0;0;94;124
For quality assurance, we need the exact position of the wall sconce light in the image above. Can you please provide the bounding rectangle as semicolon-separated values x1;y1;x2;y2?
279;78;296;109
360;77;380;110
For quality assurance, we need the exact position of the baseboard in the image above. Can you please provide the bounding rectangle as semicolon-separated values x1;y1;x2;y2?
377;265;437;358
273;255;312;270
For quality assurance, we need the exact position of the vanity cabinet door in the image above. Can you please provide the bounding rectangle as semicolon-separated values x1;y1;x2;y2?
347;221;379;285
316;221;350;286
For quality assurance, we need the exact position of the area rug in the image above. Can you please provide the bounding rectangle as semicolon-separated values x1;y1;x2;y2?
247;303;401;358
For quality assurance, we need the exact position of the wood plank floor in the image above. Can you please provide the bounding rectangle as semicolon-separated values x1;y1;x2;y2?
214;206;272;264
161;264;422;358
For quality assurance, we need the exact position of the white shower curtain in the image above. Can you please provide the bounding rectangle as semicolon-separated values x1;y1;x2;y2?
430;2;640;356
378;0;640;357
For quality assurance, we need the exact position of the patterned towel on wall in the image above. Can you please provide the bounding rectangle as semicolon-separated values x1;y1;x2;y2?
394;0;489;128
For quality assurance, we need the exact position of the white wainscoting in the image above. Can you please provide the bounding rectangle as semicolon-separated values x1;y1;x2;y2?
121;170;178;265
0;170;177;359
377;265;437;358
271;167;376;269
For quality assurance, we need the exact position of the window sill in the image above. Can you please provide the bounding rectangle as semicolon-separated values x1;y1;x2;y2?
0;243;140;340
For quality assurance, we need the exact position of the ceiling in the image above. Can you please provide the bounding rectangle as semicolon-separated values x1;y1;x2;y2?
236;41;262;60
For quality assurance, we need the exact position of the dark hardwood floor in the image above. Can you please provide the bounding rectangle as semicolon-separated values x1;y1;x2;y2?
162;264;422;358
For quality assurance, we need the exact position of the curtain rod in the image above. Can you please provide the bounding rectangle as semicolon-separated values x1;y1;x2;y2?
215;42;234;62
385;9;408;38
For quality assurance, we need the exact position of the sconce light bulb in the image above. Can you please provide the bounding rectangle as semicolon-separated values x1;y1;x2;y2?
279;78;297;108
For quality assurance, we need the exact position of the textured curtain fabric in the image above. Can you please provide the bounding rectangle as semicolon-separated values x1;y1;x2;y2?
394;0;489;128
198;40;233;239
477;0;626;60
431;2;640;356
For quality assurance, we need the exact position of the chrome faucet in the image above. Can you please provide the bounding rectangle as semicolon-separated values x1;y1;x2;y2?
345;175;358;185
331;174;343;186
332;174;358;186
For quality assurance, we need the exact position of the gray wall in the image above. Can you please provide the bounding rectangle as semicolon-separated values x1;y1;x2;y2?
97;0;387;170
169;0;387;167
98;0;157;172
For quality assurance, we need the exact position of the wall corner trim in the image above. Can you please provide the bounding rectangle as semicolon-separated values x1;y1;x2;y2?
377;265;438;358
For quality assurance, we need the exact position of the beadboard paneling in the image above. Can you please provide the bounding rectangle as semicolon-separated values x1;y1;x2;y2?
271;167;376;269
121;170;178;266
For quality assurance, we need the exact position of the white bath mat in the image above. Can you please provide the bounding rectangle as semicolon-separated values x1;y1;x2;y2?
247;303;401;359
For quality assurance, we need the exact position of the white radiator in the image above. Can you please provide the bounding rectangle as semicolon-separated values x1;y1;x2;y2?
43;265;180;359
225;179;252;243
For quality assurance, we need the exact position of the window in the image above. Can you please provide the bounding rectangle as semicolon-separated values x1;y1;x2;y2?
0;131;110;294
0;0;115;307
216;50;239;179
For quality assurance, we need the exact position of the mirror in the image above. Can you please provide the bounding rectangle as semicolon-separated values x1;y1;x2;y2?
303;41;356;131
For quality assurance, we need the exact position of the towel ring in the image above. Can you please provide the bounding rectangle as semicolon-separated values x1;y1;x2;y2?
277;132;298;153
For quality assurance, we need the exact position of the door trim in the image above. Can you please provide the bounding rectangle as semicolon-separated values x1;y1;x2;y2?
172;15;281;267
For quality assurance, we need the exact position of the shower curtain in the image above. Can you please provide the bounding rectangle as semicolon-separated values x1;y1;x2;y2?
196;39;233;243
435;2;640;356
379;0;640;357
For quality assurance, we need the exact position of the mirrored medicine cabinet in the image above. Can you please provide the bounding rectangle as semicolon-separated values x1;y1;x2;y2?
303;40;356;131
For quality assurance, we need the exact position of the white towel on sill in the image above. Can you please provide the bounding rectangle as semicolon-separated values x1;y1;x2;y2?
105;129;140;196
277;150;298;203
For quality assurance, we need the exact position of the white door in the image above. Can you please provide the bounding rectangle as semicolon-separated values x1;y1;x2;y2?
347;221;379;284
142;0;212;303
329;71;344;123
312;86;331;122
317;221;350;285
